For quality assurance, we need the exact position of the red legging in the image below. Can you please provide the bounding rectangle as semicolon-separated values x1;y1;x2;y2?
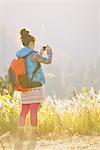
18;103;41;126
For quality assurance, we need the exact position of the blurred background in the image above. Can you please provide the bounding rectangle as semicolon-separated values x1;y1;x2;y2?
0;0;100;98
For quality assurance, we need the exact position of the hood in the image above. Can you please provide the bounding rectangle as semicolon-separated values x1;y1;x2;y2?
16;47;37;57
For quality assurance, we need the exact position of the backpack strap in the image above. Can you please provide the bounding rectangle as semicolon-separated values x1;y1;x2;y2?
30;62;41;82
24;51;41;82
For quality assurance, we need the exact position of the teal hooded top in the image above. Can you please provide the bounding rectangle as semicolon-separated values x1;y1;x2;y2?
16;47;52;84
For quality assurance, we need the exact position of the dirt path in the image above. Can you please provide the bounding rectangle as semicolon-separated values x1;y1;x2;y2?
35;136;100;150
27;136;100;150
0;135;100;150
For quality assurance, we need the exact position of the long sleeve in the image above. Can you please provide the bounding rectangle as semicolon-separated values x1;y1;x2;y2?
31;49;52;64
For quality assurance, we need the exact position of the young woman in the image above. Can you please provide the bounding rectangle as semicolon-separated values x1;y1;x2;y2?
16;28;53;140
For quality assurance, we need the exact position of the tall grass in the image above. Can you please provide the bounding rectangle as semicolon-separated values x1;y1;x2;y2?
0;87;100;138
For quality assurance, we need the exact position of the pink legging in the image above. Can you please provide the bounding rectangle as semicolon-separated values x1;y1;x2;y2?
18;103;41;126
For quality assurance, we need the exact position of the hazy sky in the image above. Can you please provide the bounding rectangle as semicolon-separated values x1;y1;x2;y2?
0;0;100;75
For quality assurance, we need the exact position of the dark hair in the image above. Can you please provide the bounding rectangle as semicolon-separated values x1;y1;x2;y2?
20;28;35;47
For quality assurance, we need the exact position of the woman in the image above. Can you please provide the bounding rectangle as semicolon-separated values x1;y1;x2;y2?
16;28;53;140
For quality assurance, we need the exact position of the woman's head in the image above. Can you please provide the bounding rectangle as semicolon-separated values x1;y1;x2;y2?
20;28;35;48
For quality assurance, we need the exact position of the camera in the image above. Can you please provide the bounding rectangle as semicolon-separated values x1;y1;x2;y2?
43;46;46;50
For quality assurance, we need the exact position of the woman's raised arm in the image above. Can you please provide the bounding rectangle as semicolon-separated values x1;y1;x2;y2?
31;47;52;64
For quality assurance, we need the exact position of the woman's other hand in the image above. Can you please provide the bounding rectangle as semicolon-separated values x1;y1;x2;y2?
46;45;52;52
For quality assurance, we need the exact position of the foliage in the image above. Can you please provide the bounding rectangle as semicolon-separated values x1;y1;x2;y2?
0;87;100;138
0;75;14;96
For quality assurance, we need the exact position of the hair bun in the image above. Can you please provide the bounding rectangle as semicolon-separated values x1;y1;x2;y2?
20;28;29;37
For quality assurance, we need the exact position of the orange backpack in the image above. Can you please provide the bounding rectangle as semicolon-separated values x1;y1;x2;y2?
8;52;41;92
8;58;29;92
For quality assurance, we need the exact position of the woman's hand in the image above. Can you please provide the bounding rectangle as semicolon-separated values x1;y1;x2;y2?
39;45;52;55
39;47;46;55
46;45;52;51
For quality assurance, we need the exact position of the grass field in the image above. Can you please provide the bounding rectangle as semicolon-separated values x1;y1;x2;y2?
0;87;100;149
